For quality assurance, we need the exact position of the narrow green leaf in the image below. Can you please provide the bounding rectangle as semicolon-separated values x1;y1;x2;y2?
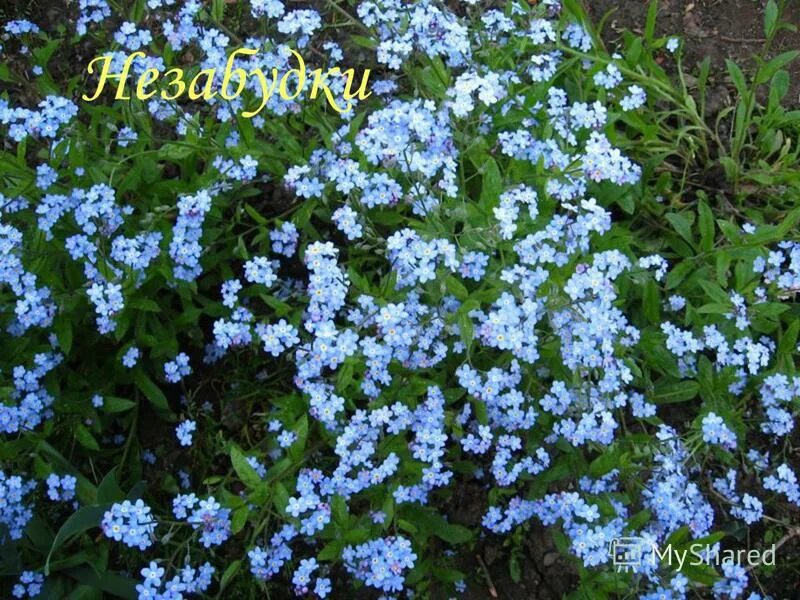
75;425;100;451
779;320;800;355
219;560;242;592
643;280;661;322
757;50;800;85
764;0;779;38
318;540;345;561
97;468;125;504
509;554;521;583
65;566;137;600
653;381;699;404
665;213;695;248
55;314;73;355
46;505;110;574
230;446;263;489
725;60;748;96
697;201;714;252
666;261;694;290
644;0;658;41
480;158;502;204
102;397;136;413
134;372;170;411
458;311;474;350
699;280;731;305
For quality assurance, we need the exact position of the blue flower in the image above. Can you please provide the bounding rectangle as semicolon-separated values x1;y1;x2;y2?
185;496;231;548
244;256;277;287
701;412;737;450
666;37;680;53
342;537;416;594
122;346;140;368
12;571;43;599
0;471;36;541
101;499;157;550
176;420;196;447
164;352;191;383
46;474;77;502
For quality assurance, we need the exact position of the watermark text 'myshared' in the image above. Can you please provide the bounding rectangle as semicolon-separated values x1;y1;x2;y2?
609;537;776;571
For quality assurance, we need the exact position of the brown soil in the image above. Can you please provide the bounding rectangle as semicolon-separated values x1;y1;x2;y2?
587;0;800;107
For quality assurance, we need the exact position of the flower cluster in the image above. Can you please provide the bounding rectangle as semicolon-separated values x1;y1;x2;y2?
46;474;77;502
101;500;157;550
164;353;192;383
342;537;416;594
178;496;232;548
170;190;214;281
2;0;799;599
135;561;214;600
0;471;36;541
12;571;43;599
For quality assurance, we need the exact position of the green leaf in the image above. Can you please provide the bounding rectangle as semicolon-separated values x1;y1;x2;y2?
129;298;161;312
643;279;660;322
211;0;225;21
134;372;170;412
627;510;652;531
715;252;731;287
665;213;695;248
699;280;730;305
679;531;726;550
318;540;345;561
219;560;242;592
697;201;714;252
756;50;800;85
480;159;502;204
351;35;377;50
102;397;136;413
75;425;100;451
696;303;731;315
46;505;110;574
445;275;469;301
752;302;790;319
336;360;355;389
272;482;290;514
458;311;474;350
331;494;349;526
779;319;800;355
666;261;694;290
653;380;699;404
589;448;620;477
717;220;741;244
400;505;473;544
231;506;249;535
231;446;263;489
97;469;125;504
764;0;779;38
244;203;268;224
725;60;748;96
157;143;194;160
616;192;635;215
680;561;719;586
664;526;690;548
54;314;73;355
509;553;521;583
626;36;643;66
289;415;309;461
644;0;658;41
65;566;137;600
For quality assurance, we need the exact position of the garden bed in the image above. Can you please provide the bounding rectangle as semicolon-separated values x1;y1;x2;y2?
1;1;800;599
